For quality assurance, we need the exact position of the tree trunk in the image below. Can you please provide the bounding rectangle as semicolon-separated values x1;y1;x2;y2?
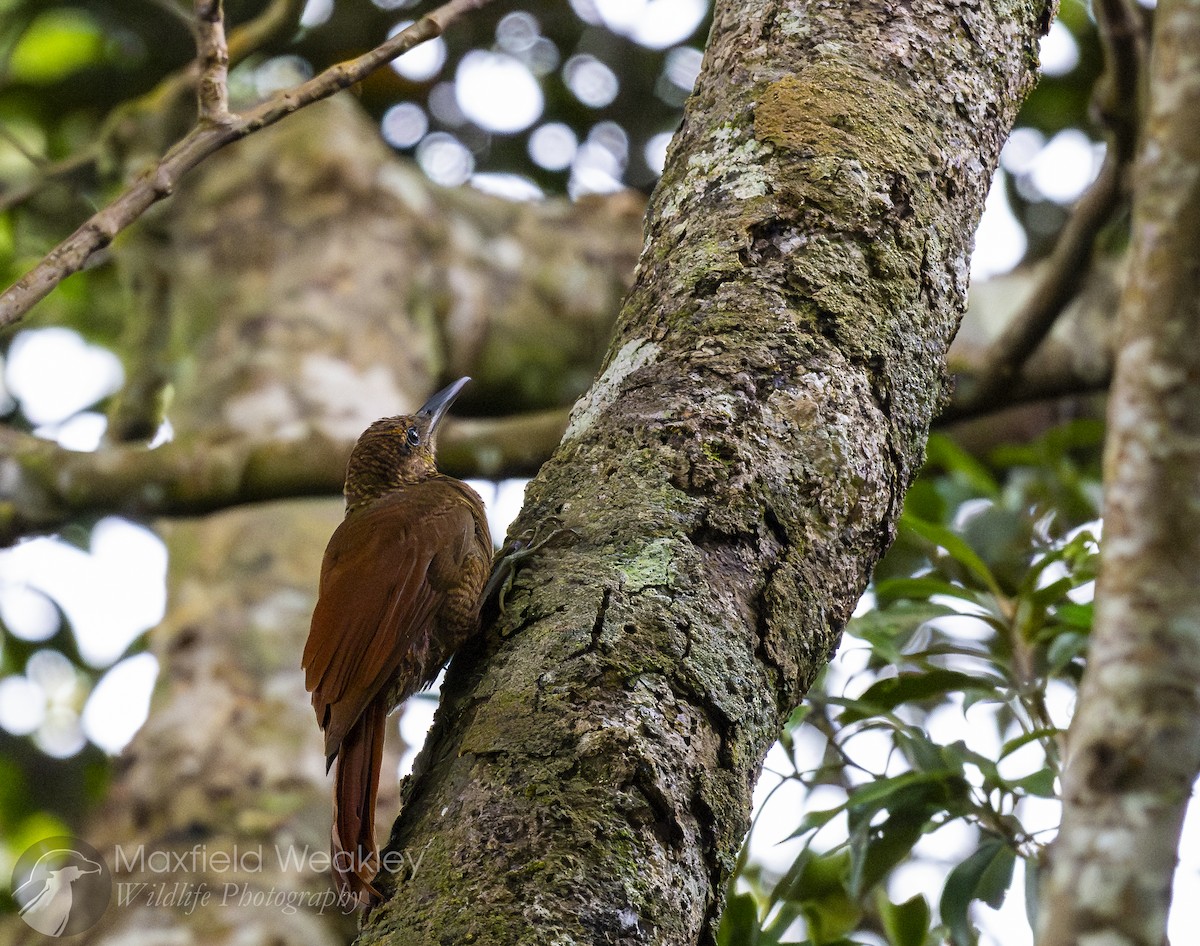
1036;2;1200;944
0;97;640;946
361;2;1051;944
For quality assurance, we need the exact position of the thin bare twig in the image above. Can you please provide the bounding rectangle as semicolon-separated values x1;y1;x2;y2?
0;0;495;327
0;0;302;216
959;0;1144;415
937;345;1113;425
193;0;232;123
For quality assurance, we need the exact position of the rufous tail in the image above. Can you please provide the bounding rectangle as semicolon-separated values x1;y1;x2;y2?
331;695;387;905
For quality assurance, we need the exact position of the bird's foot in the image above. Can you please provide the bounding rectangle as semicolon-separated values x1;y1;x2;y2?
484;517;577;616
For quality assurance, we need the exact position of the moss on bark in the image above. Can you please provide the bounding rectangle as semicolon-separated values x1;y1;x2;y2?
361;2;1054;944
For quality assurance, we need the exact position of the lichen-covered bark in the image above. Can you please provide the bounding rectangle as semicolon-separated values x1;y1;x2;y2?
1037;2;1200;944
362;2;1051;944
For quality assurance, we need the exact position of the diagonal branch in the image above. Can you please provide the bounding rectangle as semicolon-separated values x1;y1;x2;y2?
0;0;496;328
959;0;1144;414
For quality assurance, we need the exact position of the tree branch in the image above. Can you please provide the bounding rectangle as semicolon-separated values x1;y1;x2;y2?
0;409;566;545
193;0;232;124
936;356;1111;426
0;0;304;215
1037;0;1200;941
963;0;1144;410
0;0;496;327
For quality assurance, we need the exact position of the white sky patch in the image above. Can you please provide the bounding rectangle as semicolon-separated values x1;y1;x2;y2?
570;142;626;196
470;173;544;201
1039;20;1080;77
0;354;14;415
593;0;707;48
390;22;446;81
0;584;60;641
300;0;333;26
82;653;159;754
1028;129;1103;204
564;55;619;108
663;45;703;91
0;518;167;667
382;102;428;149
427;83;465;126
455;51;544;133
1000;126;1046;176
5;327;123;425
972;169;1027;280
254;56;313;98
26;649;86;758
35;410;108;451
417;132;474;186
644;130;673;175
529;122;578;170
398;691;438;776
0;675;47;735
568;0;603;24
496;11;539;53
37;705;86;758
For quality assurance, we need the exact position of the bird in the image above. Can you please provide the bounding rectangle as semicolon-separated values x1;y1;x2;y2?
302;376;492;905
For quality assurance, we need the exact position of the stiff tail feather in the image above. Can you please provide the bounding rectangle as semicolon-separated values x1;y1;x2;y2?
331;695;388;905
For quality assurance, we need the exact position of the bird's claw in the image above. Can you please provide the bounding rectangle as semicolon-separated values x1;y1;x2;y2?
484;518;578;616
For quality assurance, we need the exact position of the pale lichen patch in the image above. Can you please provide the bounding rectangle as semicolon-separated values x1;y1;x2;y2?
563;338;661;441
620;538;675;593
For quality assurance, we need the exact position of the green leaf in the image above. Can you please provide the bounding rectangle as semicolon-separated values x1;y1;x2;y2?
903;518;1002;596
774;850;861;944
878;891;931;946
786;806;845;841
1044;630;1088;675
897;730;961;775
1052;601;1093;630
848;600;956;663
838;670;1002;724
1024;856;1041;932
718;892;761;946
845;770;948;811
850;815;924;898
874;576;980;606
1006;767;1057;798
999;728;1059;760
768;847;812;908
940;839;1017;946
945;740;1000;787
925;435;1000;497
1029;576;1075;607
10;10;105;83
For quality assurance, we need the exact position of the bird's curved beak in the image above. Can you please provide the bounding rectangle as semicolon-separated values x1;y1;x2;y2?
417;376;471;434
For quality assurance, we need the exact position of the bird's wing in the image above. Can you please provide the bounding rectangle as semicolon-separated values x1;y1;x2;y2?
302;481;481;762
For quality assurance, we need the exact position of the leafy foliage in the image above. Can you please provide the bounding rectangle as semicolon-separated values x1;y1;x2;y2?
720;424;1103;946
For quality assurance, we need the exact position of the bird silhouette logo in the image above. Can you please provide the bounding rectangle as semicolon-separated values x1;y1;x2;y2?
11;837;111;936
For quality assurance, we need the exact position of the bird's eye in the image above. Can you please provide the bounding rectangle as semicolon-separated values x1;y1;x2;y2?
406;426;421;446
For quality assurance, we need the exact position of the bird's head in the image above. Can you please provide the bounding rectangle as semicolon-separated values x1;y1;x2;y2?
344;377;469;509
